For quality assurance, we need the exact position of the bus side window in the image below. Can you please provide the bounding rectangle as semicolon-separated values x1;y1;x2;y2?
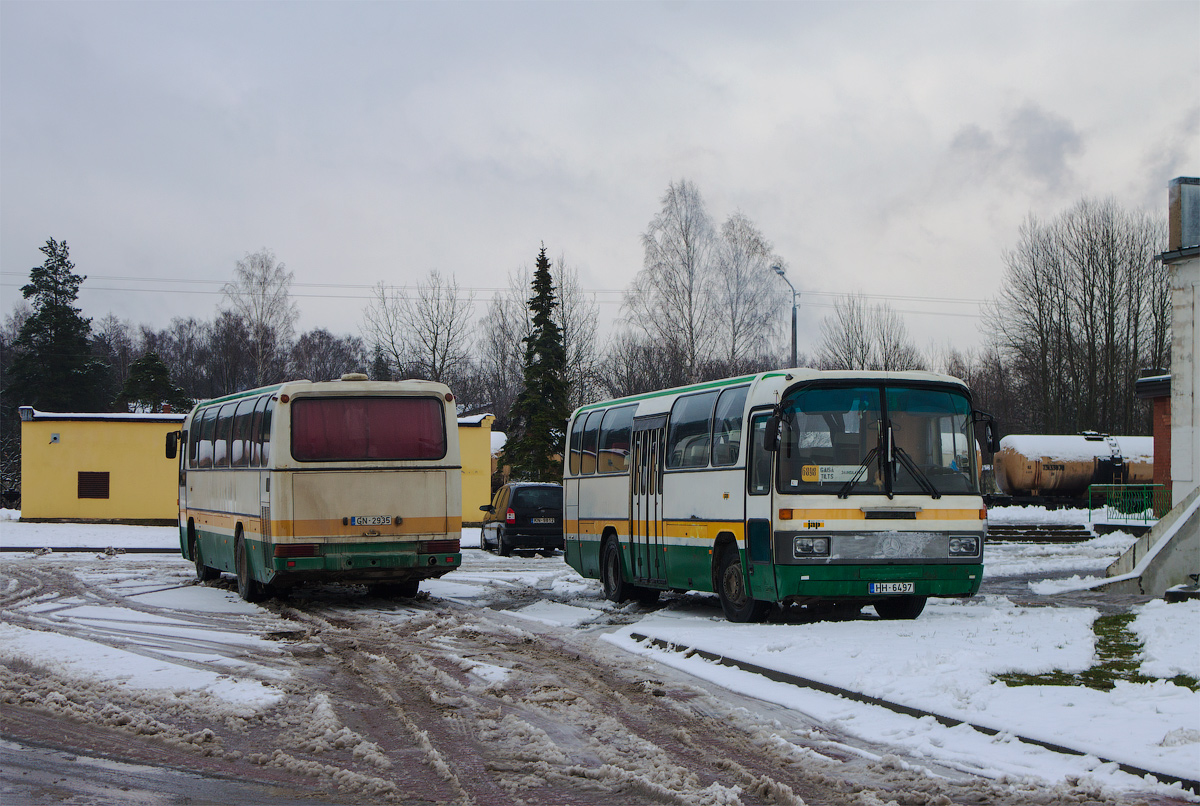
748;414;772;495
580;410;602;475
213;402;237;468
711;385;748;467
667;390;717;469
568;415;586;476
230;399;253;467
597;405;634;474
187;411;203;467
260;397;275;465
197;407;217;469
249;395;268;468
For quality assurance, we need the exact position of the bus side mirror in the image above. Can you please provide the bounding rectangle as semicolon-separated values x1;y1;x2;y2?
985;422;1000;454
166;431;179;459
973;411;1000;454
764;415;781;452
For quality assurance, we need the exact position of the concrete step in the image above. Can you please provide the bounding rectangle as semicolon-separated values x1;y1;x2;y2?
986;523;1094;542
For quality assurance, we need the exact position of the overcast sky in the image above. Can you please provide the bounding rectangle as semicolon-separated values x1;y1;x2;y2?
2;1;1197;360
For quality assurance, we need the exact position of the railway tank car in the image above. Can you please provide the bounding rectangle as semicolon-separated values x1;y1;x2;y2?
992;432;1153;506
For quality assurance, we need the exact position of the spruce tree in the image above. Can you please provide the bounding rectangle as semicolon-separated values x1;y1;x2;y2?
502;246;569;482
7;239;109;412
118;352;193;413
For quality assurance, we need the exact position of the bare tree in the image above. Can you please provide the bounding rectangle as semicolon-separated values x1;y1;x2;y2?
145;317;211;402
554;254;601;410
92;314;137;406
625;180;717;383
598;329;691;398
291;329;366;382
361;270;475;384
816;293;875;370
817;293;925;372
985;199;1167;435
475;268;532;427
714;212;783;372
221;248;298;387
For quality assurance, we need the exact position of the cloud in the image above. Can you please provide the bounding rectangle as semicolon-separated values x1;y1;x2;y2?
948;103;1083;191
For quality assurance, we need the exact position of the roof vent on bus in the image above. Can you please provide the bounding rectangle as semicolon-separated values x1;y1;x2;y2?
340;373;369;382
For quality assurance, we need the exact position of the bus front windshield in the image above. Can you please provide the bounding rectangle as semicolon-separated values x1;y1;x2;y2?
776;384;978;496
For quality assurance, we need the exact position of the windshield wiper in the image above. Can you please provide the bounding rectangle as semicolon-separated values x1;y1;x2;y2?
837;445;879;499
893;445;942;499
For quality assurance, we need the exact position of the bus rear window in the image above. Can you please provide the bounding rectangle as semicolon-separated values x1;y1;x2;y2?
291;397;446;461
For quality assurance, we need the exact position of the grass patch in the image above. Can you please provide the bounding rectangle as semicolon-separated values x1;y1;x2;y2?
996;613;1200;692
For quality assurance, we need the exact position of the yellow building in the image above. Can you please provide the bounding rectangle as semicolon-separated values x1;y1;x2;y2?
18;407;185;523
458;414;495;526
18;407;498;528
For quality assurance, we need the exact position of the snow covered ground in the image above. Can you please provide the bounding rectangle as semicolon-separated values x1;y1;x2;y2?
1;509;1197;800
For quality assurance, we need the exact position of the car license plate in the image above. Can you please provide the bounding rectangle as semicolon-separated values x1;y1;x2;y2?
351;515;392;526
531;517;556;524
870;582;914;594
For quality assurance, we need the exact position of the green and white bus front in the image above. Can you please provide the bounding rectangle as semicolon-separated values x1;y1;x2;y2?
752;378;988;619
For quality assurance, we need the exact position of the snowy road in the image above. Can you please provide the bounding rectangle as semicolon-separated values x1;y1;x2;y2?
1;518;1197;805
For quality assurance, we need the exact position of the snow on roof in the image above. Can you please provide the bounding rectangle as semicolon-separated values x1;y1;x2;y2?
1000;434;1153;463
18;407;185;424
458;413;494;426
491;432;507;454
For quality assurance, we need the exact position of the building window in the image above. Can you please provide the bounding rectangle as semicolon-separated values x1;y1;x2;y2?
78;471;110;499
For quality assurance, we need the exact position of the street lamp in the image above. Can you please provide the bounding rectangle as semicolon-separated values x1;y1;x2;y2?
772;263;799;368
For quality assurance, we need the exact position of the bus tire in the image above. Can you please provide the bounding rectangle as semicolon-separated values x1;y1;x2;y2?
874;596;926;620
717;547;769;623
601;538;631;603
192;535;219;582
235;533;265;603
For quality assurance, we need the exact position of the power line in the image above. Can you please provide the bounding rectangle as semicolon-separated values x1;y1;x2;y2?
0;274;989;320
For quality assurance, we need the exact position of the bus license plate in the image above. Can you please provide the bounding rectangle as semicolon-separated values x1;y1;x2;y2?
870;582;914;594
531;517;556;524
351;515;392;526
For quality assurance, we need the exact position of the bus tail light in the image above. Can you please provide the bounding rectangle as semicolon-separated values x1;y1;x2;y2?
419;539;460;554
506;508;516;524
274;543;321;558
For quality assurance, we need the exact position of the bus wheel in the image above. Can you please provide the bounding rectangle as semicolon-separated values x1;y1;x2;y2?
235;534;265;603
601;539;630;603
717;548;769;623
874;596;926;620
192;537;219;582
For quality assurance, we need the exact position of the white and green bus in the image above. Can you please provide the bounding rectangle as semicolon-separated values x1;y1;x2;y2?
167;375;463;601
563;369;998;622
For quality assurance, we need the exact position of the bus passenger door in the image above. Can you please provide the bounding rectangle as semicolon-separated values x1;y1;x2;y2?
630;415;667;586
745;412;778;601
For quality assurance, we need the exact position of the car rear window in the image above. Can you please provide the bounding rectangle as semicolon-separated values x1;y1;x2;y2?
511;487;562;509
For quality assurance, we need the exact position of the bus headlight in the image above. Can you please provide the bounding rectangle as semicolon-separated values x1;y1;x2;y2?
793;536;830;558
949;536;980;556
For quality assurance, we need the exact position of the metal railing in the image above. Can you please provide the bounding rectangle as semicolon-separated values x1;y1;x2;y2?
1087;484;1172;523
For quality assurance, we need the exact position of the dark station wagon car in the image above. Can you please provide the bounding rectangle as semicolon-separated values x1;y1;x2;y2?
480;482;564;556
